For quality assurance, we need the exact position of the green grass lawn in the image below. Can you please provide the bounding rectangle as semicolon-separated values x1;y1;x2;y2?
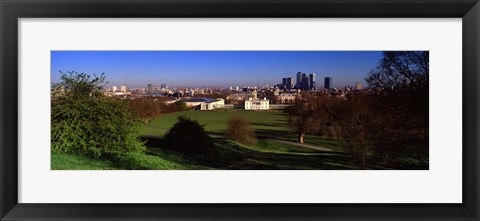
141;110;291;138
52;153;120;170
52;152;200;170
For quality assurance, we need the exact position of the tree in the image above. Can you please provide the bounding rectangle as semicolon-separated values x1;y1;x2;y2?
337;95;374;169
366;51;428;90
225;116;256;146
51;71;146;159
129;98;162;123
52;71;107;99
365;51;429;165
284;94;321;144
162;116;216;156
51;97;146;158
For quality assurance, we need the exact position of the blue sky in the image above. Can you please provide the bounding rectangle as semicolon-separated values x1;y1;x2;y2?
51;51;383;88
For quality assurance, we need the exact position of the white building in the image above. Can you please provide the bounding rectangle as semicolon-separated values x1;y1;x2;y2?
120;85;127;93
111;86;117;92
245;97;269;110
183;98;225;110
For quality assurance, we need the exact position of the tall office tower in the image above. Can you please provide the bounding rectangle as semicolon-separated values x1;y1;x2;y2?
324;77;332;90
355;82;363;90
309;73;316;90
301;73;310;89
120;85;127;93
296;72;303;88
111;86;117;92
282;78;287;89
147;84;153;93
286;77;294;90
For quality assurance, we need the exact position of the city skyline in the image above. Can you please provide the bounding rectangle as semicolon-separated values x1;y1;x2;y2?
51;51;383;88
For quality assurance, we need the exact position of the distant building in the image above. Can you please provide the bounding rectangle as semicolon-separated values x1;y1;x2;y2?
120;85;127;93
281;77;294;90
309;73;316;90
245;97;270;110
111;86;117;92
147;84;153;93
286;77;294;90
324;77;332;89
183;98;225;111
296;72;302;88
274;93;296;104
356;82;363;90
302;73;310;89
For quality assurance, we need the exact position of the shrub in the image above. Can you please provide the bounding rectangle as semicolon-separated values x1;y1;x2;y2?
162;116;216;155
51;97;146;159
225;116;256;146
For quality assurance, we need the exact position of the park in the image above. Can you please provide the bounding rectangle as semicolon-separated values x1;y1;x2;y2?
52;109;426;170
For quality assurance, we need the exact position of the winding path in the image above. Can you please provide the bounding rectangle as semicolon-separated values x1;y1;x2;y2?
264;138;341;153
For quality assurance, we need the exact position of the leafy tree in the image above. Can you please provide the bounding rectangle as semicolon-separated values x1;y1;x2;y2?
225;116;256;146
52;71;107;99
174;101;188;110
162;116;216;156
51;71;145;159
51;97;146;158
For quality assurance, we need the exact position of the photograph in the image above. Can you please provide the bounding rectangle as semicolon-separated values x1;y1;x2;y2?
50;50;429;170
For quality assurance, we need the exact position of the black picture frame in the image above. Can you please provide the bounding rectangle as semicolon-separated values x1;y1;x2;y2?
1;0;479;220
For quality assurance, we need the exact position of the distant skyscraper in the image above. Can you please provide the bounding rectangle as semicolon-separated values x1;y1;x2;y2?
309;73;316;90
296;72;302;88
111;86;117;92
147;84;153;93
286;77;294;90
120;85;127;93
356;82;363;90
282;77;288;89
324;77;332;89
301;73;310;89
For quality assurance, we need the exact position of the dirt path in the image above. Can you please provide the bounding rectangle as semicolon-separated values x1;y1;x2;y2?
264;139;340;153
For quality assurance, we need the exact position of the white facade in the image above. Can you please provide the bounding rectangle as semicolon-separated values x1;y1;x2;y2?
185;98;225;111
245;97;269;110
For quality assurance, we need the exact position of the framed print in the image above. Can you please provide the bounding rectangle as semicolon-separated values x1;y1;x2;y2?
1;0;479;220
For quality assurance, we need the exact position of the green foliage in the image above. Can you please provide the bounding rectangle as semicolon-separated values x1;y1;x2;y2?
225;116;256;146
174;101;188;110
162;116;217;156
51;96;145;158
52;71;107;99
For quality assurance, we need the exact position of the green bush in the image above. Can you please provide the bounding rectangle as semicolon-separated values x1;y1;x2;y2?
51;97;146;159
162;116;216;156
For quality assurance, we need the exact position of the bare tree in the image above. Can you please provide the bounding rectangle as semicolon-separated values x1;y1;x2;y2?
285;94;322;144
225;116;256;146
366;51;428;90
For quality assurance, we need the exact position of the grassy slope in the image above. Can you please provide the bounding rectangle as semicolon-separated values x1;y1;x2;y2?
52;152;198;170
52;153;120;170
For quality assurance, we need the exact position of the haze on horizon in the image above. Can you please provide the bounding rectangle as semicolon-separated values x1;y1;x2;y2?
51;51;383;88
